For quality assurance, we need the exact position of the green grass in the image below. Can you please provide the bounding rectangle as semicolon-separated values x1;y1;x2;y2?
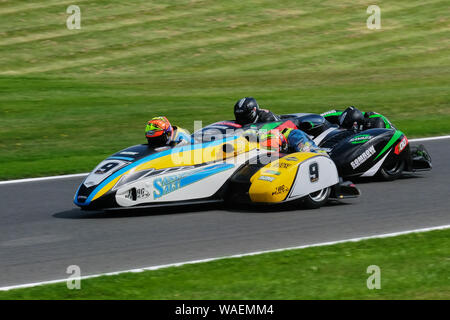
0;0;449;179
1;228;449;299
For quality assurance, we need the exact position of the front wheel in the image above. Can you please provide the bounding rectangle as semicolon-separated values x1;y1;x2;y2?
378;158;405;181
302;187;331;209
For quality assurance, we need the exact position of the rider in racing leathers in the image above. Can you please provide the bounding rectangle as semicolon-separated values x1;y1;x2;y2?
258;128;326;154
321;106;396;131
281;128;325;153
233;97;324;153
233;97;280;125
145;116;190;148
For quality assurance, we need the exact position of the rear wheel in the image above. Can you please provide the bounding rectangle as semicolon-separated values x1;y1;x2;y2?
302;187;331;209
378;158;405;181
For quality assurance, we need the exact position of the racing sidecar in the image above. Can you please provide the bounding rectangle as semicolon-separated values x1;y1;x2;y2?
74;128;360;211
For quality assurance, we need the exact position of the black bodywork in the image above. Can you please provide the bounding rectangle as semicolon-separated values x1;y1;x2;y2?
200;113;431;179
277;113;431;179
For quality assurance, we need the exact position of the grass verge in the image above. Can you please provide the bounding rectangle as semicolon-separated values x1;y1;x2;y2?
0;0;449;179
1;228;449;299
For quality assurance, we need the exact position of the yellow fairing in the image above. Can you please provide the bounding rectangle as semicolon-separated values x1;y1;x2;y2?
249;152;319;203
92;176;122;201
135;136;255;170
92;136;255;201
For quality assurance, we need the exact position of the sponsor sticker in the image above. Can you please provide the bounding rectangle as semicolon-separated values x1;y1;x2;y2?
125;187;150;200
350;145;376;169
285;157;298;161
350;134;372;144
258;175;275;182
154;146;170;152
321;110;337;116
207;125;231;130
272;185;289;196
120;151;139;155
264;170;281;175
278;162;293;169
394;136;408;155
309;162;319;182
153;172;189;199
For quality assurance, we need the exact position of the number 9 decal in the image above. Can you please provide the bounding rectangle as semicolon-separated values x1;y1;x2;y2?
95;162;119;174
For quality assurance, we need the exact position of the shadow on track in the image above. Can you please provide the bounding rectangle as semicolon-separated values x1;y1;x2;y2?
53;199;354;219
53;202;225;219
349;173;423;185
224;199;352;214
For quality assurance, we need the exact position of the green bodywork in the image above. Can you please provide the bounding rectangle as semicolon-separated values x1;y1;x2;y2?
260;122;283;131
374;130;404;160
368;114;393;129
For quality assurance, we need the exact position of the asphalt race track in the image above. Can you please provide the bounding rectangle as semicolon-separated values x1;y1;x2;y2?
0;139;449;288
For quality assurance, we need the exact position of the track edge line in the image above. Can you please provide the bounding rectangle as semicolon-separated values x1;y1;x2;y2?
1;224;449;292
1;135;449;185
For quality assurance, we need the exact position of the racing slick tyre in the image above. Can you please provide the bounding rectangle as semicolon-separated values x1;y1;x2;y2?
302;187;331;209
378;158;405;181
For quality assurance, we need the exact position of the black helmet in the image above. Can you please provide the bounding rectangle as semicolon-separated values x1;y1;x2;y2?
234;97;259;125
338;106;364;129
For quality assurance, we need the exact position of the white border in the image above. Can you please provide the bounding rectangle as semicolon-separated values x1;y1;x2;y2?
0;173;88;185
409;135;450;142
0;135;448;186
0;224;449;291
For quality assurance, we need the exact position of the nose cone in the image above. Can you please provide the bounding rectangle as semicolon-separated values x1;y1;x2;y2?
73;182;95;207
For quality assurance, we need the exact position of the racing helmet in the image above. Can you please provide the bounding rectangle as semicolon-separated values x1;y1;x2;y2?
260;129;288;152
145;116;173;146
338;106;364;129
234;97;260;125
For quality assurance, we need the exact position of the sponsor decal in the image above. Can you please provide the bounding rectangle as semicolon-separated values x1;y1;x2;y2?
278;162;293;169
272;185;289;196
350;145;376;169
125;187;150;200
309;162;319;182
154;146;170;152
320;110;338;116
264;170;281;175
258;175;275;182
394;136;408;155
77;195;87;203
285;157;298;161
153;172;190;199
207;125;231;130
120;151;139;155
350;134;372;144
